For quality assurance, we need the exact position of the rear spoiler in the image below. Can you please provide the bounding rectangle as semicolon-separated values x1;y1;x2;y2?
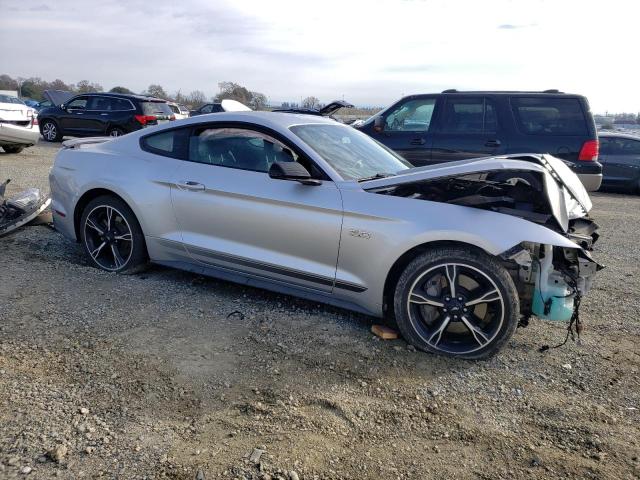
62;137;112;149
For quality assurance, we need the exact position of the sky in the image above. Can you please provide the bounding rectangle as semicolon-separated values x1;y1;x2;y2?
1;0;638;113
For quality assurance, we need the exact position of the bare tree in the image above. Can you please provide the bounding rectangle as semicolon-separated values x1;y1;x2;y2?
145;84;168;99
186;90;206;108
302;96;320;109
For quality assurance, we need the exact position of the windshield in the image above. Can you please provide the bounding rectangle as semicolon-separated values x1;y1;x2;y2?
0;94;25;105
290;124;411;180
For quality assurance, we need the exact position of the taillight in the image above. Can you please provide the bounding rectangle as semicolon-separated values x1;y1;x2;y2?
32;116;39;126
169;115;176;121
134;115;157;125
578;140;599;161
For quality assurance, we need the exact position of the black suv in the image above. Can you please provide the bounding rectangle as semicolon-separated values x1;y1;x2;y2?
38;92;175;142
355;90;602;191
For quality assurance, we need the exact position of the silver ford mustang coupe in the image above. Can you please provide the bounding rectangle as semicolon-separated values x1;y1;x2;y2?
49;112;601;359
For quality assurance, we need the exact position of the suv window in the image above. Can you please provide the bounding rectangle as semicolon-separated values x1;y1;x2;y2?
511;97;587;135
188;127;297;173
141;101;173;116
66;97;88;109
441;98;497;133
385;98;435;132
199;105;214;114
86;96;111;111
140;128;190;159
622;138;640;155
110;97;134;111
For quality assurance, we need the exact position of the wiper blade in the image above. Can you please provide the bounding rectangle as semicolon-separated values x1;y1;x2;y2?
357;173;395;182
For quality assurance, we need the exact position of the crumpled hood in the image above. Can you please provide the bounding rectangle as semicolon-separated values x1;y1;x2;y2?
362;154;592;232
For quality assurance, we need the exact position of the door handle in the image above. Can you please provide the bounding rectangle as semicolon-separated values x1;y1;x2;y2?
410;137;426;145
485;139;501;147
176;180;205;191
100;113;109;116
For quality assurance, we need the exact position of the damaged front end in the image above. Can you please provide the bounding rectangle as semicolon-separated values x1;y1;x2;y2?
0;179;51;237
363;154;603;325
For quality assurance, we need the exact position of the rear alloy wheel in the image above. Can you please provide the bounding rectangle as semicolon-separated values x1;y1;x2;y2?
41;120;62;142
2;145;25;154
107;127;125;138
80;196;147;273
394;247;519;359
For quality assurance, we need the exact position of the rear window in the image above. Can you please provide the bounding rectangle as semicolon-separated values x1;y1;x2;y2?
141;101;173;116
0;94;25;104
168;104;180;114
511;97;587;135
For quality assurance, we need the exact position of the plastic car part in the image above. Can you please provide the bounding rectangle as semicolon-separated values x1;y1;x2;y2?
0;179;51;237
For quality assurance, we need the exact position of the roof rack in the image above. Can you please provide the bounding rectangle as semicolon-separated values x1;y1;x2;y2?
441;89;565;94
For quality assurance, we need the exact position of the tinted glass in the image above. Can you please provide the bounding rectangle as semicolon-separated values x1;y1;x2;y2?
385;98;436;132
621;139;640;155
86;96;111;111
169;104;180;114
140;128;190;159
512;97;587;135
189;128;298;173
110;98;133;110
291;124;411;180
67;97;88;109
200;105;213;114
141;101;173;116
441;98;497;133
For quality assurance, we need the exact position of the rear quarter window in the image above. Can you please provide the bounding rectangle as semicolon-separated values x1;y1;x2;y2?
140;128;190;159
511;97;588;135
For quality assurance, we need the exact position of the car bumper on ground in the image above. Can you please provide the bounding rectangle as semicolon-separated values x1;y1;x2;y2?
577;173;603;192
0;123;40;146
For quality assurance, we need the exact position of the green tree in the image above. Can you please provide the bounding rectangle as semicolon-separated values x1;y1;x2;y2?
145;84;168;99
109;86;134;94
0;74;18;90
75;80;103;94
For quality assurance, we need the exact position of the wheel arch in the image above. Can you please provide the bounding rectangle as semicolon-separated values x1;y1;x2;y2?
382;239;491;320
73;188;141;241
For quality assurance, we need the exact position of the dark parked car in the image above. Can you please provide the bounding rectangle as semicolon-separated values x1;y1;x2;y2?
355;90;602;191
37;91;175;142
273;100;354;117
189;99;251;117
598;132;640;192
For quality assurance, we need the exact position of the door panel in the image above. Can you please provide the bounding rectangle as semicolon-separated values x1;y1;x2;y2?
171;164;343;292
430;97;507;164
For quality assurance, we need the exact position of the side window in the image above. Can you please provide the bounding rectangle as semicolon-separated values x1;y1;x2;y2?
599;137;612;156
622;139;640;155
66;97;88;109
110;98;133;111
140;128;190;159
86;96;111;111
200;104;214;114
441;98;497;133
384;98;435;132
511;97;588;135
188;127;298;173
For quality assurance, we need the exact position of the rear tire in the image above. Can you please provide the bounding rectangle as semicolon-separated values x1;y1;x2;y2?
393;247;519;359
107;127;125;138
79;195;147;274
41;120;62;142
2;145;25;154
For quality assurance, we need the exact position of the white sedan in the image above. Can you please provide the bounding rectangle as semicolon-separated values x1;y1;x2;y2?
0;94;40;153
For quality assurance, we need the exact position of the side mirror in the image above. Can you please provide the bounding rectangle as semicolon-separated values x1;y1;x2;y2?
60;104;66;110
268;161;321;186
373;116;384;133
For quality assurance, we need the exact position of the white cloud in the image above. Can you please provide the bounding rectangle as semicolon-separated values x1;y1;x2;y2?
1;0;637;112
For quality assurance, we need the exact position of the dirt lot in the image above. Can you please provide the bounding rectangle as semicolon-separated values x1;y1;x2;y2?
1;143;638;480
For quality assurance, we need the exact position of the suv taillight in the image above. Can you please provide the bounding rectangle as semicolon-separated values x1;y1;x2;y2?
578;140;599;161
32;116;38;126
134;115;157;126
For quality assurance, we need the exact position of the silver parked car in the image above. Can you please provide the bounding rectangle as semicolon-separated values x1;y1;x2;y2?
49;112;601;359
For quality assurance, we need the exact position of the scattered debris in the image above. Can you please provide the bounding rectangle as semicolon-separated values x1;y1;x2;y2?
250;448;265;463
562;363;572;370
47;444;68;463
195;469;205;480
0;179;51;237
371;324;399;340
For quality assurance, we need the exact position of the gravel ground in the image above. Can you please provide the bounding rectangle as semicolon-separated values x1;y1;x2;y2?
1;142;639;479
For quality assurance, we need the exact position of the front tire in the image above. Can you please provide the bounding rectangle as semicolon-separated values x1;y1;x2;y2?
41;120;62;142
393;247;519;359
79;195;147;273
